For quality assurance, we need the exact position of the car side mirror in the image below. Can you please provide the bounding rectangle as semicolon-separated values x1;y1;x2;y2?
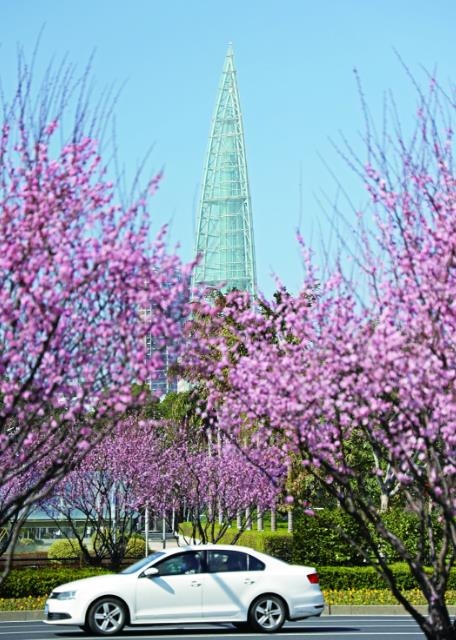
142;567;159;578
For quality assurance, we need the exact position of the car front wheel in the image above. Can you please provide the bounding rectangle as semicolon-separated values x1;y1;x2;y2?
248;594;286;633
87;597;127;635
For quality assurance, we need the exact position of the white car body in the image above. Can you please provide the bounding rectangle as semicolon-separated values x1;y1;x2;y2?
44;544;324;635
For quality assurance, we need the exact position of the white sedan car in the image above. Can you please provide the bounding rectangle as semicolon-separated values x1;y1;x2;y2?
44;544;324;636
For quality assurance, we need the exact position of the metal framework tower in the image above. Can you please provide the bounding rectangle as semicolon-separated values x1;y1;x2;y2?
192;44;257;298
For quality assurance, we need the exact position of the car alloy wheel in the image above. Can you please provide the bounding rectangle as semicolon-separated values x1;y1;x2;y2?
249;594;286;633
87;597;127;635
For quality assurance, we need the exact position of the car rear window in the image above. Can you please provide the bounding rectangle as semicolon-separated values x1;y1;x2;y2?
207;550;265;572
248;554;265;571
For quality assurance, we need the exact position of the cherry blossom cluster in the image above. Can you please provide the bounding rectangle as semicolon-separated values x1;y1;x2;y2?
0;118;191;533
45;417;281;539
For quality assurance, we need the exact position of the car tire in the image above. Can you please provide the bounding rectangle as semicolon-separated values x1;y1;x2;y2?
87;597;127;636
248;594;286;633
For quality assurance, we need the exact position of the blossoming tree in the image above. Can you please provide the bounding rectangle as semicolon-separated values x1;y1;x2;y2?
0;57;191;573
187;81;456;639
43;413;282;561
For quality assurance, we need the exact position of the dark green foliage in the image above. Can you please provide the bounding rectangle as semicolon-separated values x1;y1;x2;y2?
292;507;443;567
318;564;456;591
263;536;294;562
378;510;442;564
0;567;110;598
292;508;367;566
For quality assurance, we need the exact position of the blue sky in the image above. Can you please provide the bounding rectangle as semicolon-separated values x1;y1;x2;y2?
1;0;456;297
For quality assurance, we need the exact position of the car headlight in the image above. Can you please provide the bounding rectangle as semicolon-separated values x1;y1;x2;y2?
53;590;77;600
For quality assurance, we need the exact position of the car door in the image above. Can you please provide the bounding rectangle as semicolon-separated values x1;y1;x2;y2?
202;550;263;620
133;551;204;622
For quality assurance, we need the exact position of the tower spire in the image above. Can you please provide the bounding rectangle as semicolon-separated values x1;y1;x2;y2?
192;44;257;298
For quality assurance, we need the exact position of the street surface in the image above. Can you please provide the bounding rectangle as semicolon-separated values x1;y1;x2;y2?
0;616;426;639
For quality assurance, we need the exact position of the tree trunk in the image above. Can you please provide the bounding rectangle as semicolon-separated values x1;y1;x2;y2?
270;508;276;531
420;602;456;640
288;510;293;533
379;492;389;513
245;507;252;530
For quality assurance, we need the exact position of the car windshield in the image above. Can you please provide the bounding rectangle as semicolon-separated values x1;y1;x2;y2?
120;551;165;575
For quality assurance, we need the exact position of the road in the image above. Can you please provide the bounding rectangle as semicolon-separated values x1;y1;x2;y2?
0;616;426;639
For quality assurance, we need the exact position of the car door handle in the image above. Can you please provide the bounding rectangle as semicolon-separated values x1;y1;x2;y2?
190;580;202;587
243;578;255;584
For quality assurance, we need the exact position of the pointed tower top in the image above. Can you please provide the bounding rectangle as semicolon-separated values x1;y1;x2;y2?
192;44;257;299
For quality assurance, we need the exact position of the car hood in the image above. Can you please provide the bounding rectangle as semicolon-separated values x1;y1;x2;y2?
51;573;121;593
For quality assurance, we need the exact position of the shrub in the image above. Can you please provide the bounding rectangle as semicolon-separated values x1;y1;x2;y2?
292;508;366;566
47;539;80;563
0;567;110;598
263;536;293;562
292;507;445;567
318;564;456;591
378;510;442;564
125;536;146;559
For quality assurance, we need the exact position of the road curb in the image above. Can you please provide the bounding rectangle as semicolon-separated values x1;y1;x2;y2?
323;604;456;616
0;610;43;621
2;605;456;621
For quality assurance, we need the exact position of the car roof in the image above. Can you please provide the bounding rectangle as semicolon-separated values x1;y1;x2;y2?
164;544;256;552
158;544;277;562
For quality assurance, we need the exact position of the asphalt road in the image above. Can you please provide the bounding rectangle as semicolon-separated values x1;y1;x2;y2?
0;616;426;639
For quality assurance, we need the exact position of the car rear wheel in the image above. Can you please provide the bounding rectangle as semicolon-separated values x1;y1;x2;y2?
248;594;286;633
87;597;127;635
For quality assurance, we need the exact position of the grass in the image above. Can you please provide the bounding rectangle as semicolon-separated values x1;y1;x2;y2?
2;590;456;612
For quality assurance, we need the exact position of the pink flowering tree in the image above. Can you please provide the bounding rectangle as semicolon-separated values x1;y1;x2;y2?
42;416;199;565
186;81;456;639
41;417;173;569
177;441;283;544
0;56;191;574
43;412;281;557
112;414;283;545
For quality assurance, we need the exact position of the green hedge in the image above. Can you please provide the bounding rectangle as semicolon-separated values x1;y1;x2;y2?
47;535;146;566
292;509;366;566
178;522;292;551
292;508;444;567
318;564;456;591
3;562;455;599
0;567;110;598
263;535;293;562
218;529;291;553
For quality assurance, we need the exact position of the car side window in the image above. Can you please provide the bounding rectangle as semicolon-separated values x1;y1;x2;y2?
247;554;265;571
207;550;247;573
155;552;202;576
